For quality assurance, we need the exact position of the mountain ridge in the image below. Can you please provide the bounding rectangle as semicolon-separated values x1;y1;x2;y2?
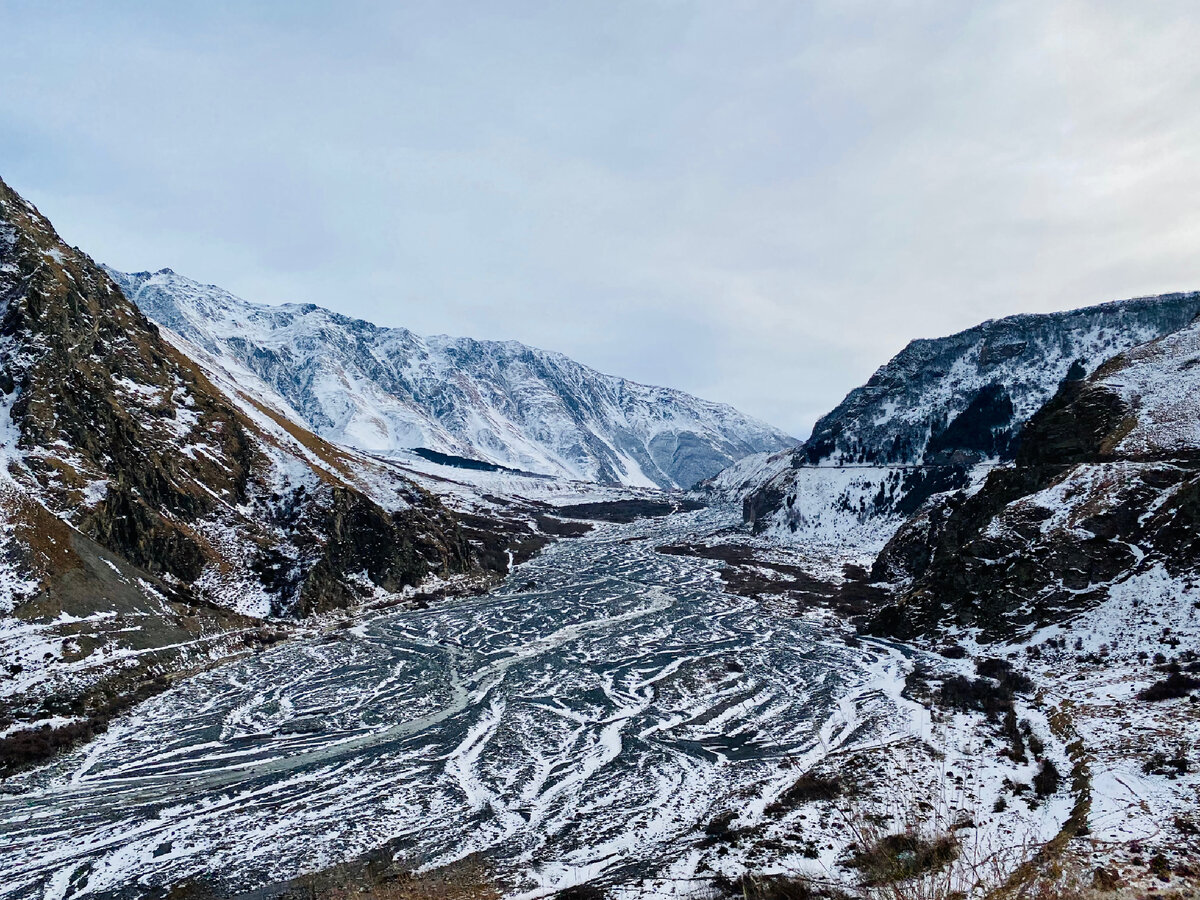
104;266;795;491
867;306;1200;640
703;288;1200;553
0;176;501;760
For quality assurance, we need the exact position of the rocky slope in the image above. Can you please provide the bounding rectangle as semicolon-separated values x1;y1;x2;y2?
709;292;1200;552
851;312;1200;883
866;309;1200;641
0;177;492;754
105;267;795;490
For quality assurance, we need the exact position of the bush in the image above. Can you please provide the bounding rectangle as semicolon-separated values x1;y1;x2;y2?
1137;672;1200;701
1143;744;1189;777
975;657;1035;693
1027;733;1045;757
556;886;606;900
937;660;1037;719
715;874;825;900
938;676;1011;716
1033;759;1061;797
766;773;843;815
704;811;738;844
847;833;959;885
0;720;99;776
999;709;1026;763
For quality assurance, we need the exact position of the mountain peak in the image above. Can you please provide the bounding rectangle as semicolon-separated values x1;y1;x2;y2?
108;266;795;489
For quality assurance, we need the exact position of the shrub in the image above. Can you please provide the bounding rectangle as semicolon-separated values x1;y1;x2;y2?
0;720;99;776
1033;759;1061;797
1137;672;1200;701
937;676;1011;716
847;832;959;885
975;657;1035;693
715;874;825;900
556;886;606;900
1092;866;1122;892
704;811;738;844
1175;814;1200;835
1000;709;1027;763
766;773;843;814
1142;744;1189;777
1148;853;1171;879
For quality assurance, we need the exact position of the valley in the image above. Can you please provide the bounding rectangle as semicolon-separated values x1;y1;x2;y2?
2;172;1200;899
0;509;1070;900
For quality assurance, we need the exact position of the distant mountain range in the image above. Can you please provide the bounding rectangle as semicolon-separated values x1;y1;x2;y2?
105;267;795;490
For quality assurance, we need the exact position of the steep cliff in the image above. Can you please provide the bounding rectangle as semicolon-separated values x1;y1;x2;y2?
867;312;1200;640
0;177;481;744
719;292;1200;551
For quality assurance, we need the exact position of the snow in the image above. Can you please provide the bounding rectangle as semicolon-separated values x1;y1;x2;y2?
0;383;39;614
1100;316;1200;456
988;564;1200;855
104;266;795;490
707;290;1200;546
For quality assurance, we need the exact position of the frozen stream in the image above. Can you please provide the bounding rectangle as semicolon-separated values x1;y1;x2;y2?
0;513;905;899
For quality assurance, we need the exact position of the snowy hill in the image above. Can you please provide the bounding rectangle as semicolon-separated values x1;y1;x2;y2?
870;306;1200;639
0;177;501;756
704;291;1200;552
105;268;795;490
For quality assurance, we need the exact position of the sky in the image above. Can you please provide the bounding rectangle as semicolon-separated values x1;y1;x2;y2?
2;1;1199;438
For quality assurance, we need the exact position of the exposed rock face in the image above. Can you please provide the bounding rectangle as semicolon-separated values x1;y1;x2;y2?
867;313;1200;640
716;291;1200;552
0;176;480;739
803;297;1200;467
0;177;475;618
104;267;794;490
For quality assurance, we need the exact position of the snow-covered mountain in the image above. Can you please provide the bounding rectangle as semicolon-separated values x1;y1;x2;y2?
869;305;1200;640
104;268;795;490
703;291;1200;551
0;177;504;758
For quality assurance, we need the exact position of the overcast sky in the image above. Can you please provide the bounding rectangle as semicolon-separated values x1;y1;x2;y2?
2;1;1199;437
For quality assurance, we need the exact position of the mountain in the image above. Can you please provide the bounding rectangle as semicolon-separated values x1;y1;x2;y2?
0;177;495;757
707;291;1200;552
104;267;794;490
867;308;1200;640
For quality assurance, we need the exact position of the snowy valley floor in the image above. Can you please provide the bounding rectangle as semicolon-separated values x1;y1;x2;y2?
0;507;1198;899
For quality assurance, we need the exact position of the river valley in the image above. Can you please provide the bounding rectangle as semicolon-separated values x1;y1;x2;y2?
0;511;921;899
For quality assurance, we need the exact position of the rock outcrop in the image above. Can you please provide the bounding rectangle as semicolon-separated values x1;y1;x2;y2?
715;291;1200;552
0;176;482;746
867;312;1200;640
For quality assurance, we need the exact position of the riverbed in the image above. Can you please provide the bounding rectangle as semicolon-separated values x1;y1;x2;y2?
0;511;911;899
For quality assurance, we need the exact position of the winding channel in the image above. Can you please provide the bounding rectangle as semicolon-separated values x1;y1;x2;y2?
0;512;904;899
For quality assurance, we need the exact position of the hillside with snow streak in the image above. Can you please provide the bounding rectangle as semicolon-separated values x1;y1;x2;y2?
704;291;1200;553
106;268;794;490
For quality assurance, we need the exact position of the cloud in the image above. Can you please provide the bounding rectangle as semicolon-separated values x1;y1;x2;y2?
2;0;1198;437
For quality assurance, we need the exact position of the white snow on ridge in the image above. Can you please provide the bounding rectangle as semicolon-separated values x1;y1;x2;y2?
701;291;1200;552
105;267;795;490
1099;315;1200;456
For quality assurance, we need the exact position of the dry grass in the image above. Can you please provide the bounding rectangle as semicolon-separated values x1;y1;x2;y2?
236;391;353;486
163;852;504;900
8;488;80;577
